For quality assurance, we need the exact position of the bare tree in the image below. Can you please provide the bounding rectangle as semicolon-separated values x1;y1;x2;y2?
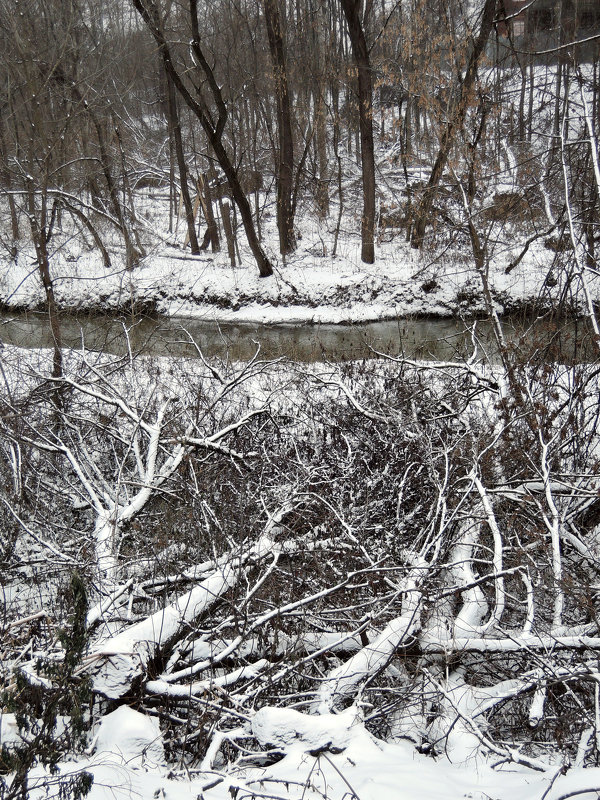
131;0;274;277
340;0;376;264
4;328;600;773
165;72;201;254
410;0;498;248
263;0;296;255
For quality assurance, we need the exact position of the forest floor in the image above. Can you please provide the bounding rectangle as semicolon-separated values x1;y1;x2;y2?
2;154;599;798
0;165;589;326
4;703;600;800
0;222;579;324
5;53;600;798
1;249;599;798
2;217;599;799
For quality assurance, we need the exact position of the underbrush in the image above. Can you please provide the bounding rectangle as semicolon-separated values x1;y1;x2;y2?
1;343;600;785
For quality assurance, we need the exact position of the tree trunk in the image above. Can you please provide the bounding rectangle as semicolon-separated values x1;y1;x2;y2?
199;171;220;252
26;180;62;382
166;73;200;254
131;0;273;277
87;104;140;269
62;200;111;268
410;0;498;249
0;122;19;253
312;0;329;218
221;201;237;267
340;0;375;264
315;91;330;218
263;0;296;255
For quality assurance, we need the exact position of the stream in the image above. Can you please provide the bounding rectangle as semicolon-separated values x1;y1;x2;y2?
0;311;596;363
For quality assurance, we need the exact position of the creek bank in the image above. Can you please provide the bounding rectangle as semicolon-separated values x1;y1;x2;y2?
0;273;575;325
0;235;591;325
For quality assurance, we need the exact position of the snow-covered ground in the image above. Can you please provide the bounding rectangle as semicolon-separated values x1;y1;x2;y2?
4;704;600;800
0;217;576;325
1;223;596;799
2;346;600;800
1;130;590;327
2;65;599;799
2;63;596;327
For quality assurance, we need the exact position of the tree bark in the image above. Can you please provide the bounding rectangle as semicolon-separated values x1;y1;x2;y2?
199;171;220;252
263;0;296;255
340;0;376;264
0;121;19;253
313;0;330;219
26;179;62;382
221;201;237;267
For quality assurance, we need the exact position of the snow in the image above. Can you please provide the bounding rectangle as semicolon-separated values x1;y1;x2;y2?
17;708;600;800
0;713;21;749
3;340;600;799
4;64;600;799
1;124;592;328
4;346;600;799
90;561;240;698
93;706;165;769
0;235;574;325
251;706;361;751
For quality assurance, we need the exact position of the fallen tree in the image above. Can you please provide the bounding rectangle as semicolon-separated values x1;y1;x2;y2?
3;339;600;786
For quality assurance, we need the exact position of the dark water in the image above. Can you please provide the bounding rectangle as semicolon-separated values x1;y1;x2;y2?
0;311;596;363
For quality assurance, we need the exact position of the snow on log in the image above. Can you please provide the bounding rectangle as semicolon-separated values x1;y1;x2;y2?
88;511;290;699
93;706;165;768
251;706;362;752
420;634;600;654
183;630;364;663
88;564;239;698
317;556;425;712
146;659;270;698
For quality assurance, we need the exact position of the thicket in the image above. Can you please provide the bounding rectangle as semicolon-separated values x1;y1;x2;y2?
2;339;600;784
2;0;600;793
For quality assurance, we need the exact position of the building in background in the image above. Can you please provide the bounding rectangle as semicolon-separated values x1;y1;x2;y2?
498;0;600;61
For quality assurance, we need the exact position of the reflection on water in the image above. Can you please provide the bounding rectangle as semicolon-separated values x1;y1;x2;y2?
0;311;596;363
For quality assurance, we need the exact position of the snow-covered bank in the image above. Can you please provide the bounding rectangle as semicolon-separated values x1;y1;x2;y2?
0;209;586;324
